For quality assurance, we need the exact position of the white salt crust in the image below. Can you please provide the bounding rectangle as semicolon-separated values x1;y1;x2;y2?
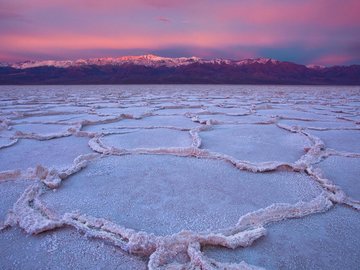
0;85;359;269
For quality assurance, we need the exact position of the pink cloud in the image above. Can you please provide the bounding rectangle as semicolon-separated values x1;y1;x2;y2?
311;54;355;66
0;0;358;64
2;30;283;54
157;17;171;23
216;0;360;27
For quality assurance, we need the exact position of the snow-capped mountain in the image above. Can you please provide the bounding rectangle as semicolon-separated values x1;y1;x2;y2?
8;54;282;69
9;54;200;69
235;58;280;65
1;54;359;85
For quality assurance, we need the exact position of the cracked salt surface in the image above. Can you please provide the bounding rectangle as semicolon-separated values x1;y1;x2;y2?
42;155;322;235
0;136;92;171
0;180;32;222
95;107;153;117
11;123;73;135
0;137;17;149
278;119;357;129
83;115;199;133
0;85;359;269
308;129;360;153
196;114;273;124
0;228;147;270
13;113;116;125
316;156;360;200
200;124;310;163
256;108;336;121
204;206;360;270
153;107;205;116
100;129;193;149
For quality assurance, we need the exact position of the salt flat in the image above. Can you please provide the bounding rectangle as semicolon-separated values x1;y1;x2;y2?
0;85;359;270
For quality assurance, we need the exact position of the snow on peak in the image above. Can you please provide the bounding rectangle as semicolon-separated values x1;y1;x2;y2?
9;54;205;69
306;64;325;70
236;58;280;65
112;54;203;67
8;55;283;69
11;60;74;69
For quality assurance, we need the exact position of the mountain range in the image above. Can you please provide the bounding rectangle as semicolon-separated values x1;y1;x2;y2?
1;54;359;85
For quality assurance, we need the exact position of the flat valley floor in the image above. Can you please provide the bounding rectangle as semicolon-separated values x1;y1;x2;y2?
0;85;359;269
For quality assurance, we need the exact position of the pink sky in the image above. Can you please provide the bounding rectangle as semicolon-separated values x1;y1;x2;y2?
1;0;359;65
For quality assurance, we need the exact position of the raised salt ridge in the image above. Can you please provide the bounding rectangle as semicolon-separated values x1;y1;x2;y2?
204;206;360;270
42;155;322;235
0;85;359;269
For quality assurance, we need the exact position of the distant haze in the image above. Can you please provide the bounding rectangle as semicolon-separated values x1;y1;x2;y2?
1;0;359;66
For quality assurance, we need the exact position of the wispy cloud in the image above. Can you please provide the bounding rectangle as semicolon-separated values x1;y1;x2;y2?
157;16;171;23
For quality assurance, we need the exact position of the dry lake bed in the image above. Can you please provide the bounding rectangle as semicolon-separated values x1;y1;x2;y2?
0;85;359;269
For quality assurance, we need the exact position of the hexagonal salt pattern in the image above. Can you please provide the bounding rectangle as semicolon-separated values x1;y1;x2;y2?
0;85;359;269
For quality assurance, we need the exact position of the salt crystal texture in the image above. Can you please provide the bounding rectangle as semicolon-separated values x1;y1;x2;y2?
0;85;359;269
42;155;322;235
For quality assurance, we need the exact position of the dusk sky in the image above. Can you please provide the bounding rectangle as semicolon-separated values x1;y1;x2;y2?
1;0;359;66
